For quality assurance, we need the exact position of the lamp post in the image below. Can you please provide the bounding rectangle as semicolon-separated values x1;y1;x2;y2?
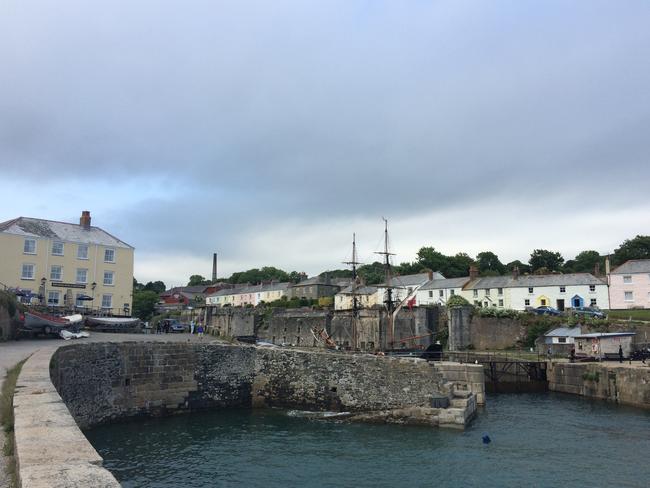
40;277;46;306
91;282;96;313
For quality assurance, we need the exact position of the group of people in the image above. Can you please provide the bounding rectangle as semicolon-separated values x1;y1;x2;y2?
154;319;204;337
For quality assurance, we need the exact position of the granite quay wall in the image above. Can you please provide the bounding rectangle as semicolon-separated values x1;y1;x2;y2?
206;306;440;352
433;362;486;405
547;362;650;409
259;309;330;347
13;347;120;488
205;308;259;337
449;307;526;350
50;342;457;428
253;348;448;412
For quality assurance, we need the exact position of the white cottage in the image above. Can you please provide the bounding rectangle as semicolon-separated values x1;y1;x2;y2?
416;276;471;306
462;272;609;311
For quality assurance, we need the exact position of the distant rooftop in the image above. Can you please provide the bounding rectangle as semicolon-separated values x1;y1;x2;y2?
420;276;471;290
379;272;443;288
0;216;132;249
464;273;606;290
610;259;650;275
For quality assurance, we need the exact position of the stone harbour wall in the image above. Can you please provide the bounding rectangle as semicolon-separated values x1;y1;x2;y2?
50;342;453;428
547;362;650;408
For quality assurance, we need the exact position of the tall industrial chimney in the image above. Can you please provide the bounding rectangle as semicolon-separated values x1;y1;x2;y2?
80;211;91;229
212;253;217;282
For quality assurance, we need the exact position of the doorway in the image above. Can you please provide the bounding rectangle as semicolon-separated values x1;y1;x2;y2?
556;299;565;311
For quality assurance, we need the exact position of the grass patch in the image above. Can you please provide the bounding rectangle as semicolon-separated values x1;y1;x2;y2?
606;309;650;322
1;359;27;486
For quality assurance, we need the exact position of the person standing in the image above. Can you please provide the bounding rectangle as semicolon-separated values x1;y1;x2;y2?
197;324;204;339
190;320;195;335
619;344;624;363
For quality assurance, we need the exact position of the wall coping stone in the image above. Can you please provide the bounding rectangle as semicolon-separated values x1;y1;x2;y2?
13;346;120;488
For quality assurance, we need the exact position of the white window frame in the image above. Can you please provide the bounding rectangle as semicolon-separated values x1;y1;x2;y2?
559;286;566;293
485;289;490;296
50;265;63;281
428;291;433;298
590;298;597;306
23;239;36;254
589;285;596;292
103;270;114;286
498;288;503;295
77;244;89;260
101;294;113;309
76;268;88;284
624;291;634;302
623;275;632;284
528;287;534;294
439;290;444;297
473;289;478;297
450;290;455;296
104;248;115;263
21;263;35;280
524;299;530;306
51;241;64;256
47;291;60;306
498;299;504;307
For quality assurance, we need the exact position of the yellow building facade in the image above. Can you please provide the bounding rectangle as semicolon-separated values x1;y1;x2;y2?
0;211;134;315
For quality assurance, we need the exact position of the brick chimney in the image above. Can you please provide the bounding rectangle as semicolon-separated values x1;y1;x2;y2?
79;211;91;229
512;266;520;280
428;270;433;280
469;265;479;280
594;262;601;276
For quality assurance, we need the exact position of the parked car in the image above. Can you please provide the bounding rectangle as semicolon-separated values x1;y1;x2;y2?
532;306;562;316
161;319;187;332
572;306;607;319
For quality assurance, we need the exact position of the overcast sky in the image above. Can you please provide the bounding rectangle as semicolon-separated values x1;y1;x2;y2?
1;1;649;286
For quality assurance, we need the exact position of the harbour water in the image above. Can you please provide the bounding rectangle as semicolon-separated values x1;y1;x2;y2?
86;393;650;488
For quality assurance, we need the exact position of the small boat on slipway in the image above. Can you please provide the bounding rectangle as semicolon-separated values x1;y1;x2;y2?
85;316;141;332
24;310;83;335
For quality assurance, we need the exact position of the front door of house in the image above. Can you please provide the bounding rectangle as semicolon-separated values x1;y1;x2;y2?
557;299;565;311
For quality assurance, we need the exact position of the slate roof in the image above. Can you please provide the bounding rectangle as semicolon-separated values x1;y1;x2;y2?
576;332;636;338
545;327;583;338
291;276;340;287
338;284;378;295
0;217;132;249
610;259;650;275
463;273;606;290
206;282;290;297
379;272;443;288
419;277;471;290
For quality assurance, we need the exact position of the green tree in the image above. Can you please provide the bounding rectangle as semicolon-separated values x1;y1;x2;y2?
446;253;475;278
415;247;449;275
132;290;160;321
188;274;208;286
358;261;386;285
529;249;564;272
319;269;353;279
612;235;650;266
569;250;602;273
143;281;166;294
476;251;506;275
506;260;531;274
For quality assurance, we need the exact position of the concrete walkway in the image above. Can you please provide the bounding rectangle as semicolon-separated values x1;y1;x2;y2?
0;332;220;487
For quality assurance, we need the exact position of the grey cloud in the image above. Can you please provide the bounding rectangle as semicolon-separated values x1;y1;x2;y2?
1;1;650;275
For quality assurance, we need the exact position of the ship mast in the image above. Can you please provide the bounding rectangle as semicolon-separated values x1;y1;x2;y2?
375;218;395;350
343;233;361;349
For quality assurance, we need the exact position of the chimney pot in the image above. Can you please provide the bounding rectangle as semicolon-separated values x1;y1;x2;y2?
80;210;91;229
469;265;479;280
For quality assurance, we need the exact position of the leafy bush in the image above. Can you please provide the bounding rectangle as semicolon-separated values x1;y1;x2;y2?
446;295;471;308
476;307;522;319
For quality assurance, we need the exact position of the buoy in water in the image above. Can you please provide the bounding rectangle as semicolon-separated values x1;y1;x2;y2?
482;434;491;445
